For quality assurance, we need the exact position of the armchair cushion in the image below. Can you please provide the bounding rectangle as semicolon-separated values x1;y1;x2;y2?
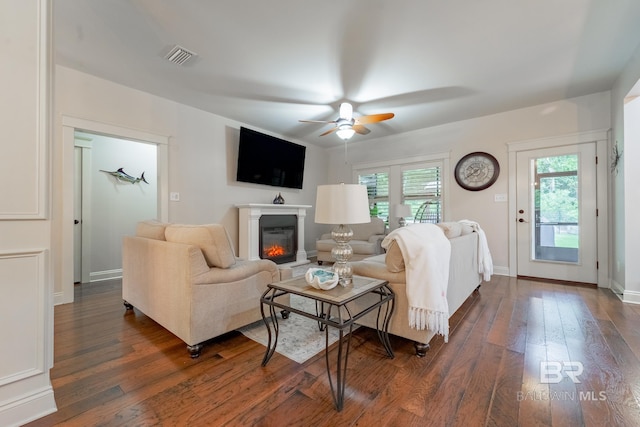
165;224;236;269
136;219;169;240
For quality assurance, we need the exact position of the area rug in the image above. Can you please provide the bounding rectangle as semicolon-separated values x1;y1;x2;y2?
238;262;356;364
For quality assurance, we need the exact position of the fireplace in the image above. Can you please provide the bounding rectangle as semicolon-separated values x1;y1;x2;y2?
259;215;297;264
237;203;311;267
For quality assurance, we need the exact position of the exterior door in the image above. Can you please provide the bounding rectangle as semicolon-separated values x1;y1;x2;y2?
516;143;597;284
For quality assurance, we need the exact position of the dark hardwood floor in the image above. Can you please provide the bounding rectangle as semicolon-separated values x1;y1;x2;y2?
26;275;640;426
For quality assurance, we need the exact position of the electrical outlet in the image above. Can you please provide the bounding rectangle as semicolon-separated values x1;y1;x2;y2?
170;192;180;201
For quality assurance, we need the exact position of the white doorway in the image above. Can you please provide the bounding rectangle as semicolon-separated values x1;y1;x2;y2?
515;143;597;283
507;130;609;287
60;117;169;304
74;131;159;284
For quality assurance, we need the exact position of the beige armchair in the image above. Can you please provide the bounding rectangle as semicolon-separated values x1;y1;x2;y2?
122;220;291;358
316;216;388;264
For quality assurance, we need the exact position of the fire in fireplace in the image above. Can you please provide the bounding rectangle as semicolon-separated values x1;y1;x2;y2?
259;215;297;264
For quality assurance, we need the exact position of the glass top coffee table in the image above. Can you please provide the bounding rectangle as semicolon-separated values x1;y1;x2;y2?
260;274;395;411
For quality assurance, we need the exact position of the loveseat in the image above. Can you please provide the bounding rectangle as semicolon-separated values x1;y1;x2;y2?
350;222;486;356
122;220;291;358
316;216;388;264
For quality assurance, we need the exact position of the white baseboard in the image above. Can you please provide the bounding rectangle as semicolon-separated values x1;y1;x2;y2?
610;279;625;297
492;265;509;276
0;386;56;427
608;280;640;304
622;290;640;305
90;268;122;282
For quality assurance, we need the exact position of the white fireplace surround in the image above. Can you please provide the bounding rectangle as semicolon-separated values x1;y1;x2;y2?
237;204;312;267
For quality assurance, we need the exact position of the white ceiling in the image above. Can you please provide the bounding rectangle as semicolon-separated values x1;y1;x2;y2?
53;0;640;147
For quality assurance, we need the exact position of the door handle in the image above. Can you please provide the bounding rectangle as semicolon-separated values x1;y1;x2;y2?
74;219;80;224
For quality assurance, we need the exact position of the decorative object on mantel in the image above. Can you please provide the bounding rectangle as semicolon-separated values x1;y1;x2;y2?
305;268;339;290
273;193;285;204
315;183;371;286
611;140;622;175
99;168;148;184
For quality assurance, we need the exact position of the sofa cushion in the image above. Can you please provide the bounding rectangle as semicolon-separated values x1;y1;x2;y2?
437;222;462;239
136;220;169;240
351;217;386;240
459;222;474;235
165;224;236;269
384;240;406;272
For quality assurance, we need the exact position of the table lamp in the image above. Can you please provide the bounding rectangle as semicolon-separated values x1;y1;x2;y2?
394;204;412;227
315;183;371;286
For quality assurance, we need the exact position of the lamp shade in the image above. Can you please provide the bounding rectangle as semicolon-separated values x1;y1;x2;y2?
336;127;355;140
315;183;371;225
394;204;412;218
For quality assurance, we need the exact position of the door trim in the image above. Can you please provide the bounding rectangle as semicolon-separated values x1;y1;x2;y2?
58;116;169;305
507;129;610;287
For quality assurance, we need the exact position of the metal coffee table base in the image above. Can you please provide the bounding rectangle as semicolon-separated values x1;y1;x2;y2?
260;278;394;411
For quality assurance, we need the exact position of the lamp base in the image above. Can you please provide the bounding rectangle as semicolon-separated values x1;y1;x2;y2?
330;224;354;286
398;217;407;227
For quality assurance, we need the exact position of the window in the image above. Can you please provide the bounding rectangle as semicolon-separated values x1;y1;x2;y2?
402;165;442;224
354;154;447;227
358;170;389;220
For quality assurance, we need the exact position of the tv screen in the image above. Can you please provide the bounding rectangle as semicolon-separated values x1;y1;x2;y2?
236;127;306;189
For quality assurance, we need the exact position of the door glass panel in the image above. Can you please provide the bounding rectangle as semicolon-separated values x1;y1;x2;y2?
533;154;579;263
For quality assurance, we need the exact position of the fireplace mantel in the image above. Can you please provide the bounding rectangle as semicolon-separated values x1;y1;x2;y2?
237;204;312;267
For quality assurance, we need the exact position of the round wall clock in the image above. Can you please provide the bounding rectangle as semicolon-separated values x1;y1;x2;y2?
454;152;500;191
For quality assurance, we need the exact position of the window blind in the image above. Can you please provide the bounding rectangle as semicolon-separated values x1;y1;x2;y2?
402;166;442;223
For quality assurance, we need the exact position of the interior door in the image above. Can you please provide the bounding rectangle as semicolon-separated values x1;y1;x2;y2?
74;147;82;283
516;143;597;284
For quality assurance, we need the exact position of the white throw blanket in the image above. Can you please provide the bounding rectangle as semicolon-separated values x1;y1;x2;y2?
382;223;451;342
458;219;493;281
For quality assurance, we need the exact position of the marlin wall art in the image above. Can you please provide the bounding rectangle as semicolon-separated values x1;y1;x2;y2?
100;168;149;184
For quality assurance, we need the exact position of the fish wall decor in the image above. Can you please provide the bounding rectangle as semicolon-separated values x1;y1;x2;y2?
100;168;148;184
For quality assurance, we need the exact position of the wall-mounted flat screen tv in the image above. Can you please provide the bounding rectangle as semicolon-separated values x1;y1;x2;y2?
236;127;306;189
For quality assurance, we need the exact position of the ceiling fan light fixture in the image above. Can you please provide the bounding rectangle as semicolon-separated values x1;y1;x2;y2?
336;125;355;140
339;102;353;120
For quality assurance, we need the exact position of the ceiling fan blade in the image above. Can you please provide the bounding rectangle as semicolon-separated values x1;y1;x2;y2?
319;127;338;137
353;125;370;135
354;112;395;125
299;119;337;124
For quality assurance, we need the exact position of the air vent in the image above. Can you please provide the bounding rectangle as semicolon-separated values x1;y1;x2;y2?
164;45;197;66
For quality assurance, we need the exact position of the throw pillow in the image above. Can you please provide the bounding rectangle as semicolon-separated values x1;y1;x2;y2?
136;219;168;240
437;222;462;239
459;222;474;235
165;224;236;268
385;240;405;272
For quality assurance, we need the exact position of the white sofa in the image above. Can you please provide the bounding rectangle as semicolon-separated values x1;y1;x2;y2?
350;223;484;356
122;220;291;358
316;216;388;264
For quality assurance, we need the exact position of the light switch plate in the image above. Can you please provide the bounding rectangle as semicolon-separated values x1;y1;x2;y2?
170;192;180;201
494;193;507;202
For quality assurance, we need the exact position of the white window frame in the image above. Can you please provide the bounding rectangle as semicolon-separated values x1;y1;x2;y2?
353;152;451;228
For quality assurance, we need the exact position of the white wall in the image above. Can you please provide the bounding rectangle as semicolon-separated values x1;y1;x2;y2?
87;134;158;280
611;41;640;301
0;1;57;425
622;96;640;299
53;66;330;299
327;91;612;273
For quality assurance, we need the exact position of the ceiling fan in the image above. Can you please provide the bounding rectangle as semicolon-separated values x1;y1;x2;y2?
299;102;394;140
